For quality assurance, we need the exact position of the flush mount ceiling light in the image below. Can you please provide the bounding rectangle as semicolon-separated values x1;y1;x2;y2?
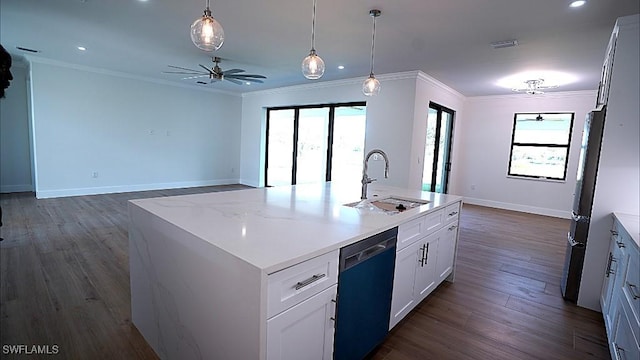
301;0;325;79
190;0;224;52
512;79;558;95
569;0;586;7
363;9;381;97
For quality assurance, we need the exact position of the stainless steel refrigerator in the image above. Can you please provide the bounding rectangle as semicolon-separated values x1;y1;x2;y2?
561;105;607;302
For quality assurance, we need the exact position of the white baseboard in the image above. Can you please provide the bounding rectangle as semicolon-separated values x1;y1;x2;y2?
35;179;240;199
462;196;571;219
1;184;35;193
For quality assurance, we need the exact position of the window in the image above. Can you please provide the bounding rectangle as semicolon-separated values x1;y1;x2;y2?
265;103;366;187
507;112;574;180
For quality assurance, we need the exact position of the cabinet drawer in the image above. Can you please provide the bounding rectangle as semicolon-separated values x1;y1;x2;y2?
397;210;443;251
267;250;339;318
622;246;639;325
444;202;460;223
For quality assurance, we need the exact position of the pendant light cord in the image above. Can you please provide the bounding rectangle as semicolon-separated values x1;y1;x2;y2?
310;0;317;51
369;14;377;76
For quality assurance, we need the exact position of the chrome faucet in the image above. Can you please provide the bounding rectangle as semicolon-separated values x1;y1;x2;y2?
361;149;390;199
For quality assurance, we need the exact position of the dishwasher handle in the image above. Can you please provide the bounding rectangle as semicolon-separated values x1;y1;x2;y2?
339;227;398;272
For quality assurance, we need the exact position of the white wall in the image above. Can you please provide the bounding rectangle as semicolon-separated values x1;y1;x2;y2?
239;71;465;191
454;91;597;218
1;61;33;193
579;15;639;311
29;60;243;198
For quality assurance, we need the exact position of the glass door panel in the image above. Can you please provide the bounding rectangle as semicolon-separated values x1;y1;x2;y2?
296;108;330;184
422;104;454;193
330;106;366;182
266;109;294;187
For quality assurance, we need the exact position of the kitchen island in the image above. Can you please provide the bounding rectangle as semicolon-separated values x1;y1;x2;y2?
129;181;463;360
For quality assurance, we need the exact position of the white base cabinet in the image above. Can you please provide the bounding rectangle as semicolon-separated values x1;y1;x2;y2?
267;285;337;360
389;201;461;329
601;213;640;360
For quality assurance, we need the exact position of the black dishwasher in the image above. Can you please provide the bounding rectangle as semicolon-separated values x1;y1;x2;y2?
333;227;397;360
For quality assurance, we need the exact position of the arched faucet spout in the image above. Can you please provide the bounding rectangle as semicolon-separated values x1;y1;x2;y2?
361;149;390;199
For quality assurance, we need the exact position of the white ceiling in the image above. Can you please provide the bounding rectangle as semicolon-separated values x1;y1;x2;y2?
1;0;638;96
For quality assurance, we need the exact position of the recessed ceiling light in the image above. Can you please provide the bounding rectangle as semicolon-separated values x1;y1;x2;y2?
77;46;86;51
338;65;345;70
569;0;586;7
245;81;251;85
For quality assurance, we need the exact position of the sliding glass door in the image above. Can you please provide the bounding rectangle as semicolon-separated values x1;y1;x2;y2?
422;103;455;193
265;103;366;187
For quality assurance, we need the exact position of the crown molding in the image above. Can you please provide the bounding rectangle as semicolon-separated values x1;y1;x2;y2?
466;89;597;102
415;71;466;100
23;55;242;97
241;70;428;98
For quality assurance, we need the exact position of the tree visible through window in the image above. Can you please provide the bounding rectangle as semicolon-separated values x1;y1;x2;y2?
508;112;574;180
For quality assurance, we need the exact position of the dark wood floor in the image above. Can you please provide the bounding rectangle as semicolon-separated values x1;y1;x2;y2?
0;187;609;359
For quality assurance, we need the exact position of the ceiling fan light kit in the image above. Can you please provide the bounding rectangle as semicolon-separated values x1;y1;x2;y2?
363;9;382;96
302;0;325;79
512;79;558;95
190;0;225;52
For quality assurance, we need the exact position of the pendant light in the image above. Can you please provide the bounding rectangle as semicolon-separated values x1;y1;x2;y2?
301;0;325;79
363;9;381;96
190;0;224;52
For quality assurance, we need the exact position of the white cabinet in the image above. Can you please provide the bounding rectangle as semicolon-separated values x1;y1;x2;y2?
601;213;640;360
267;250;339;360
267;285;337;360
389;201;461;329
436;221;458;283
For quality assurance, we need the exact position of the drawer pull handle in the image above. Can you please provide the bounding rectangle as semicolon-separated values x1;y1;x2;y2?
605;253;616;277
626;281;640;300
294;273;326;290
614;344;626;360
448;211;458;217
616;241;625;248
448;225;458;231
610;229;619;236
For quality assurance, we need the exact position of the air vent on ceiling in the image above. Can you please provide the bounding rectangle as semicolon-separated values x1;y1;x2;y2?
16;46;40;53
490;39;518;49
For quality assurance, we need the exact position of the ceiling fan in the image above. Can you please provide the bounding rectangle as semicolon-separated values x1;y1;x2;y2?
164;57;266;85
512;79;558;95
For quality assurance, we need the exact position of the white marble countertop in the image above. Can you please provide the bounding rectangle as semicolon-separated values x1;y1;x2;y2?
613;212;640;248
129;182;463;274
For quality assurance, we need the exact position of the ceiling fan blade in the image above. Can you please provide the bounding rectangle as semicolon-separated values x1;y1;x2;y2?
225;78;244;85
182;75;209;80
226;77;264;84
163;71;207;75
221;69;245;75
231;74;267;79
199;64;214;74
167;65;202;72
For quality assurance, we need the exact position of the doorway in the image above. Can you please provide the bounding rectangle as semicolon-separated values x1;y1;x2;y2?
265;103;366;187
422;102;455;193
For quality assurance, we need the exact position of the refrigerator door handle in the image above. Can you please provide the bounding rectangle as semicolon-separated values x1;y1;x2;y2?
571;211;590;223
567;232;585;248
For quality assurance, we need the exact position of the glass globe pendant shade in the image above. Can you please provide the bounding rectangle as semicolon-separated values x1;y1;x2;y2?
302;50;325;79
362;74;381;96
190;10;224;51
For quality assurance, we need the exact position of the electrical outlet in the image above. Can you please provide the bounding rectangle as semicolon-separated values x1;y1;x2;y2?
470;184;476;190
92;171;99;178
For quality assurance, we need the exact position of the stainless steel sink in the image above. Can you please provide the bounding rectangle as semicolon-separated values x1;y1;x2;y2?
344;196;430;215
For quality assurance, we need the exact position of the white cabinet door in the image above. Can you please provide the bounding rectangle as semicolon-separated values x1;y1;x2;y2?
414;235;437;303
389;240;420;329
267;285;337;360
436;222;458;283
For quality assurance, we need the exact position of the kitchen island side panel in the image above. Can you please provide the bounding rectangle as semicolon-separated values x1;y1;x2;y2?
129;203;265;360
